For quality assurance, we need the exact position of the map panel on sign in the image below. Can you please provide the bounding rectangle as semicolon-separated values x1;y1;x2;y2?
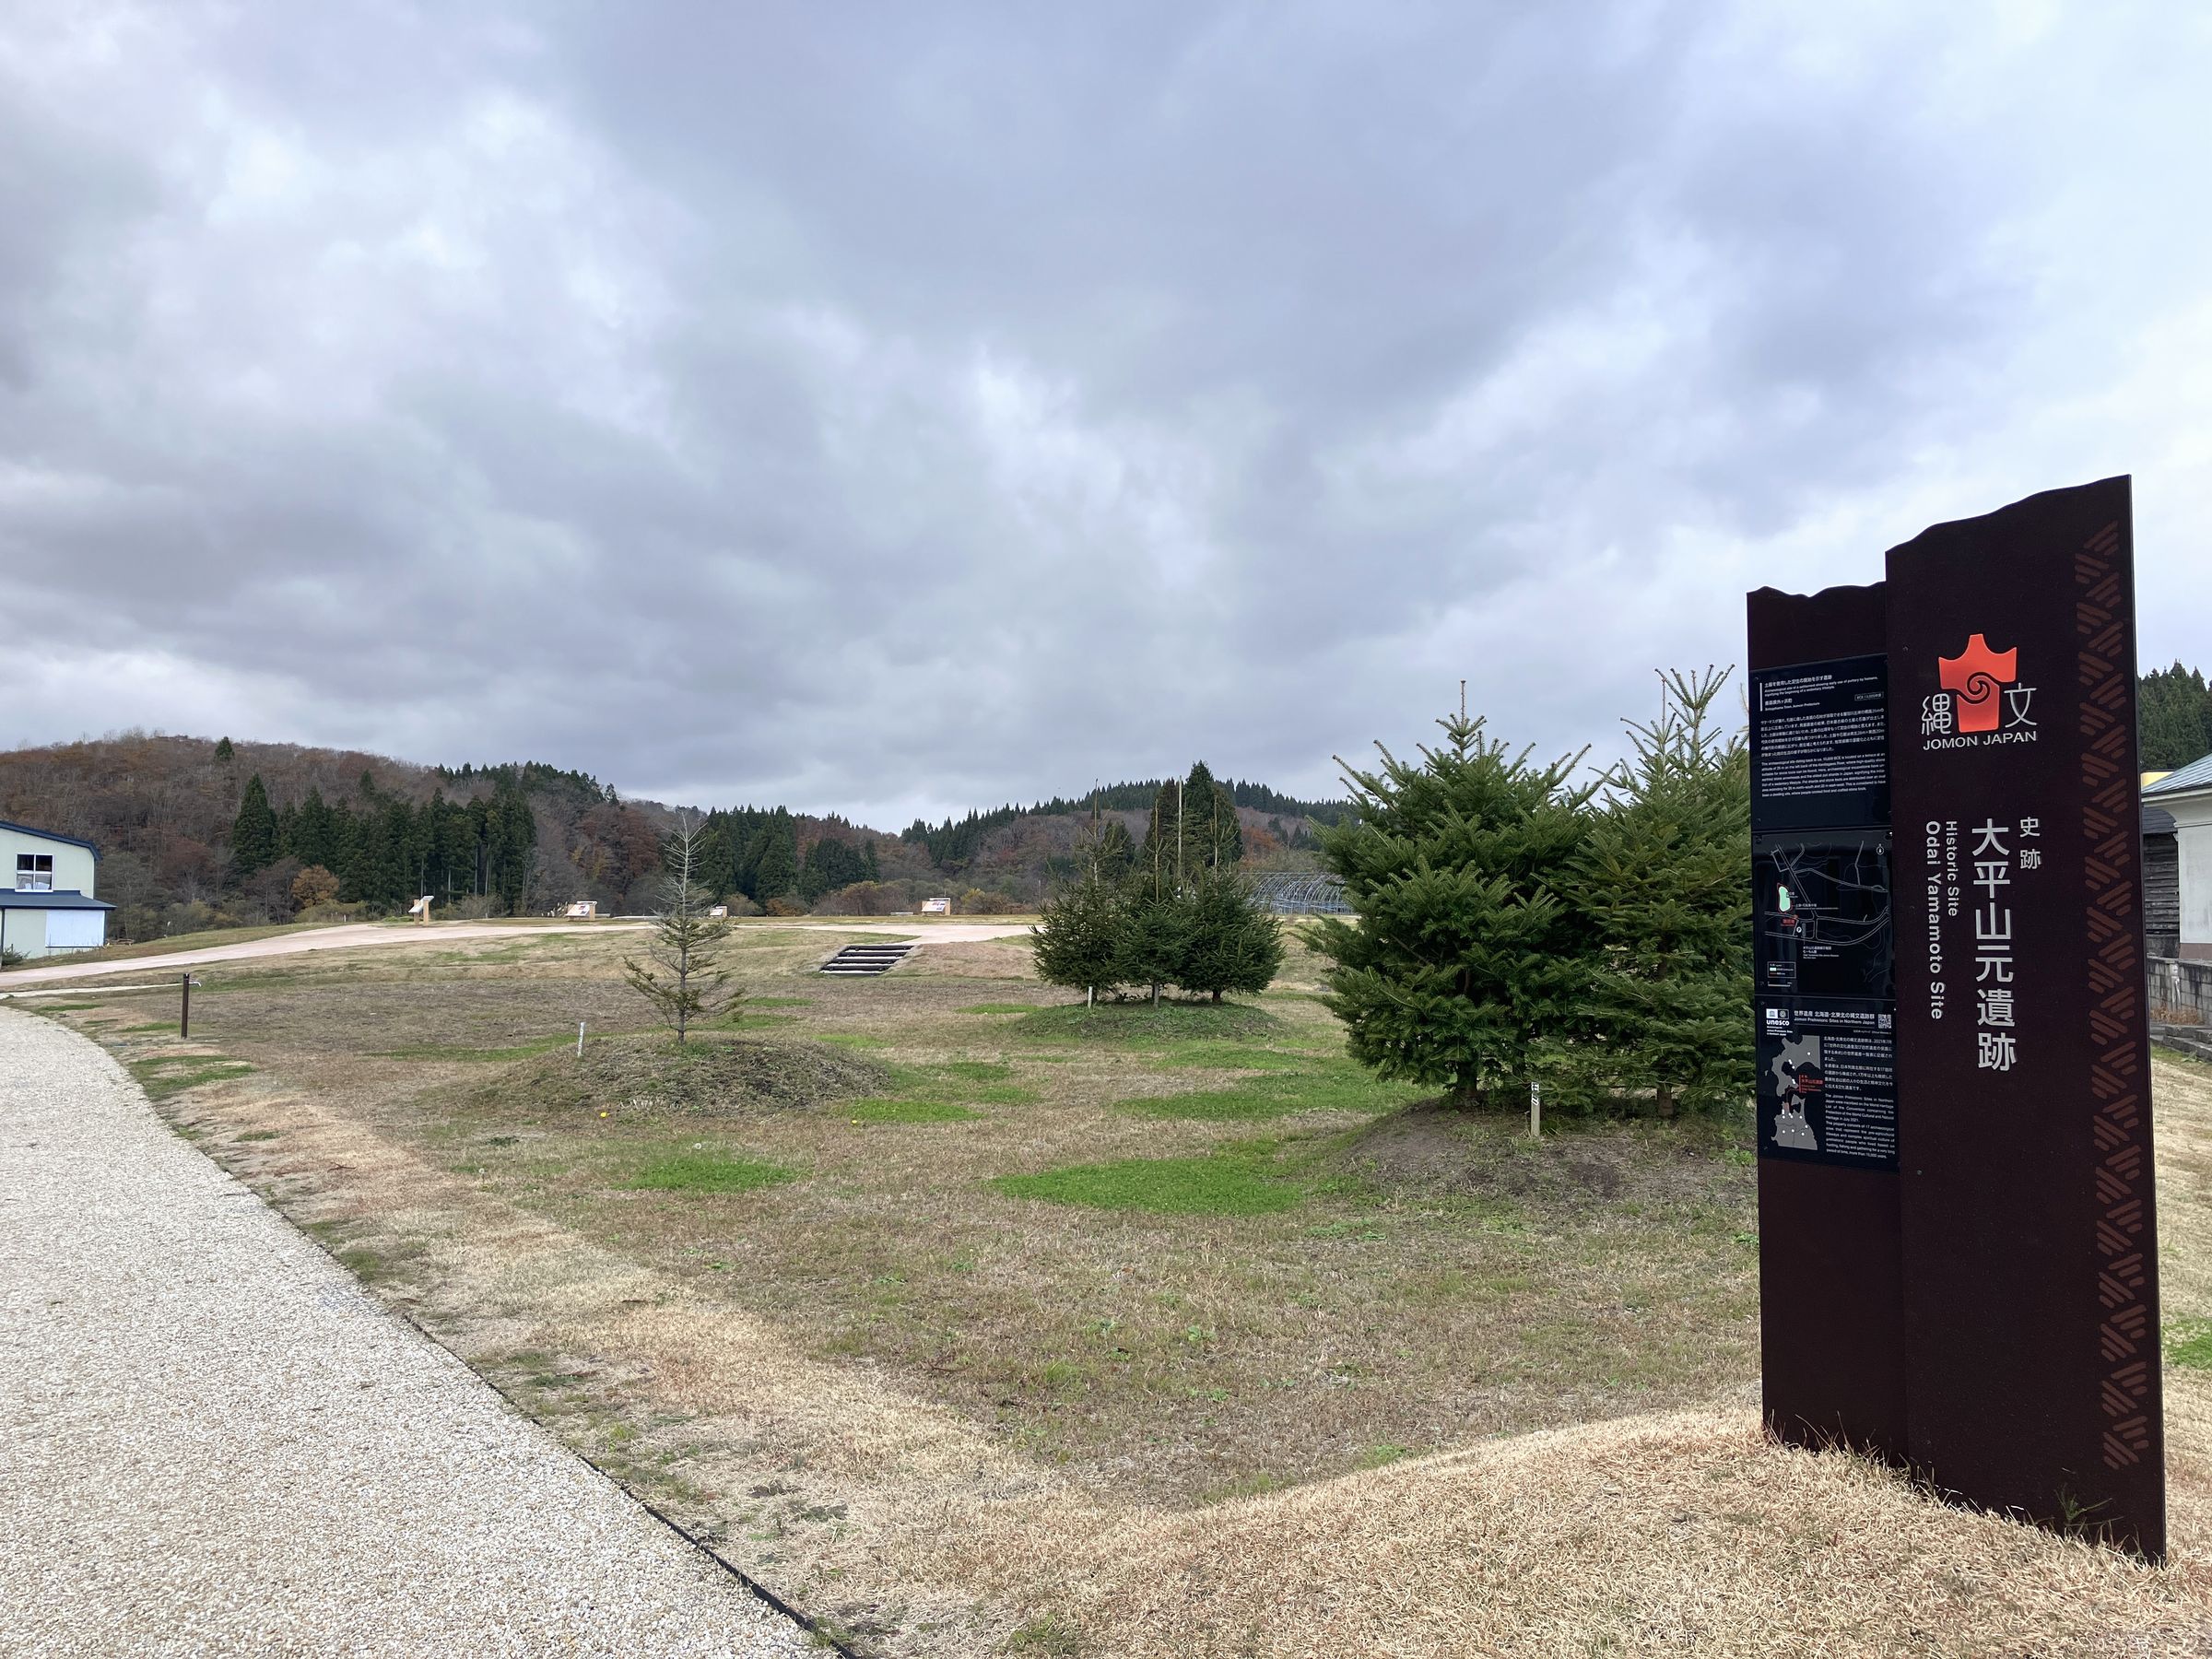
1754;833;1895;1003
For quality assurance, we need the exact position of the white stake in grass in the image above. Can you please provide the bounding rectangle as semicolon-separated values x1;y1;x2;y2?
577;1020;586;1059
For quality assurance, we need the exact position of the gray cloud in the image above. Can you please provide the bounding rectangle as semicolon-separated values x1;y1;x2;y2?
4;0;2210;825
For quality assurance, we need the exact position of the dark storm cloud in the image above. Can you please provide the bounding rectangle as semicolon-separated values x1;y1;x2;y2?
3;1;2208;823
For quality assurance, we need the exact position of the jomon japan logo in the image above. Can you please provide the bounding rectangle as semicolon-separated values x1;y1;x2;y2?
1921;632;2039;749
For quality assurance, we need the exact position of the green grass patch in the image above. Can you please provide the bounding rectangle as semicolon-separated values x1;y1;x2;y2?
236;1129;281;1143
2168;1320;2212;1370
1124;1061;1423;1122
24;1000;108;1012
624;1152;798;1194
938;1059;1014;1081
1139;1041;1316;1072
815;1031;891;1050
959;1002;1041;1015
746;996;815;1008
128;1054;256;1100
863;1061;1039;1112
847;1099;982;1124
992;1149;1304;1217
121;1021;182;1034
1006;1617;1084;1657
1009;1000;1285;1049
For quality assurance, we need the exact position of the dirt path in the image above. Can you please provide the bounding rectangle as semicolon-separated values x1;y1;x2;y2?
0;1008;809;1656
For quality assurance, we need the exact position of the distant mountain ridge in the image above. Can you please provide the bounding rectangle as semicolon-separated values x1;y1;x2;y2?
0;733;1343;938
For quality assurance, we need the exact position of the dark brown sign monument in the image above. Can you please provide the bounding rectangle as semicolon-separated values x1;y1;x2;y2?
1747;477;2163;1556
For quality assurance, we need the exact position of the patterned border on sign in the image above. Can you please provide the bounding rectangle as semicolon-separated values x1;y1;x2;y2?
2077;519;2155;1472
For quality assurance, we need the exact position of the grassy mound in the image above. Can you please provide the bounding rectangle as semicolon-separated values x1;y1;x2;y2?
1009;999;1286;1047
1332;1100;1752;1209
482;1033;890;1118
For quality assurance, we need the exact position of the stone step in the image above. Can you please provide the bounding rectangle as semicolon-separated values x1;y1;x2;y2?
819;941;917;977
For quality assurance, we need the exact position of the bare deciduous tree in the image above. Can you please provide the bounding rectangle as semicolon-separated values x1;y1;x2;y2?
622;814;740;1042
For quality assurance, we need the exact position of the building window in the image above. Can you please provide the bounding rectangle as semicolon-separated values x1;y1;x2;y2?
16;853;53;891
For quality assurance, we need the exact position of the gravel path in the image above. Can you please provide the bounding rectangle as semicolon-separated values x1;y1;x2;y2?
0;921;644;986
0;1008;811;1656
0;917;1033;989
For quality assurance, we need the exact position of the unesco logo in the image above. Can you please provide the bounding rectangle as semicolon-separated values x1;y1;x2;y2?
1921;633;2038;749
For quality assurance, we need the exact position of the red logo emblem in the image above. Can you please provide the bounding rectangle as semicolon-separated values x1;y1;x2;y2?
1938;634;2018;734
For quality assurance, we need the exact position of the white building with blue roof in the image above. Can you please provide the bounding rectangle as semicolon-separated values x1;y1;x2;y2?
0;819;112;960
2146;754;2212;960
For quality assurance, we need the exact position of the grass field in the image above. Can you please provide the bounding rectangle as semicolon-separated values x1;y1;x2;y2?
41;924;2212;1656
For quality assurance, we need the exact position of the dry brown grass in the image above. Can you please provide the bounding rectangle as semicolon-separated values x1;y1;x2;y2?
43;940;2212;1656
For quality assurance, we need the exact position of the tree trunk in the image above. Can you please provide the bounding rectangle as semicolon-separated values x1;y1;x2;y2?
1210;990;1222;1003
1655;1082;1677;1119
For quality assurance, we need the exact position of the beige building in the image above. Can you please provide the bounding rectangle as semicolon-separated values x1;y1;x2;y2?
0;819;111;960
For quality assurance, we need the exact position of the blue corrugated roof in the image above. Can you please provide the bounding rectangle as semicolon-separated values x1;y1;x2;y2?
0;888;113;911
2146;753;2212;798
0;818;100;855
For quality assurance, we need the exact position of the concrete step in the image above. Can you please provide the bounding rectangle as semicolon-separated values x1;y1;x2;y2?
819;942;917;977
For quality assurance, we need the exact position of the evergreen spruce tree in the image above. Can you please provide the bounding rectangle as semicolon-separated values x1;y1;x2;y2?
797;836;867;902
1113;831;1190;1003
213;735;235;762
752;812;799;902
229;773;278;880
1094;818;1136;881
1569;667;1752;1115
1143;781;1182;879
2140;662;2212;771
1207;779;1243;867
1174;865;1282;1001
1310;709;1595;1103
1182;761;1220;870
291;787;337;872
1031;869;1127;1001
488;785;535;912
373;799;413;906
437;800;478;901
797;840;830;903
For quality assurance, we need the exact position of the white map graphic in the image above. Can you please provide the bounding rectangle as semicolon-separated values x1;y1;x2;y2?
1771;1033;1821;1151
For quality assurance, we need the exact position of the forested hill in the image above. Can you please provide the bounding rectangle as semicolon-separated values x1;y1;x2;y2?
0;734;1346;943
898;778;1348;870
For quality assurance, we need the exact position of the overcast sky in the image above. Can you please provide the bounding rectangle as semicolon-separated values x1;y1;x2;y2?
4;2;2209;825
